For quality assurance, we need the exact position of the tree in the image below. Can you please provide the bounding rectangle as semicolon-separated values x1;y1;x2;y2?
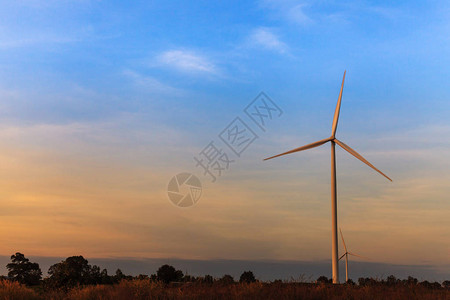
89;265;102;284
47;256;93;288
100;269;113;284
156;265;183;283
202;274;214;284
6;252;42;286
420;280;432;289
406;276;418;286
114;268;125;282
317;276;331;284
182;274;196;282
239;271;256;283
431;282;442;289
442;280;450;288
386;275;398;286
346;278;356;285
358;277;377;286
272;279;283;284
136;274;149;280
219;274;234;284
150;274;158;282
358;277;368;286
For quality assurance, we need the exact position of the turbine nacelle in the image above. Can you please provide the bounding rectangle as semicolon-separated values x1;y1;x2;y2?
264;136;392;182
339;228;369;261
263;71;392;182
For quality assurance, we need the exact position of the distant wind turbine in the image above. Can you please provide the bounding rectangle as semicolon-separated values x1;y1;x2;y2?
264;71;392;284
339;228;369;283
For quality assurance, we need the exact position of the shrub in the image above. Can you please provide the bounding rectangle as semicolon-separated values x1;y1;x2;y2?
239;271;256;283
442;280;450;288
202;275;214;284
317;276;331;284
156;265;183;284
218;275;235;285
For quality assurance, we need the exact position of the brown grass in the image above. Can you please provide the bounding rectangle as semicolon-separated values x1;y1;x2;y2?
0;280;40;300
0;279;448;300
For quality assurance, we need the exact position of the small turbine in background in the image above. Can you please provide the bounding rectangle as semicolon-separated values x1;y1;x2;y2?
339;228;369;283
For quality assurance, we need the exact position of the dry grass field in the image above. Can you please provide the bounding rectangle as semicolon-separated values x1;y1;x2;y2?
1;279;448;300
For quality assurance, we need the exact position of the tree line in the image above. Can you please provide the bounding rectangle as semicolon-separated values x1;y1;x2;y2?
3;252;256;289
3;252;449;290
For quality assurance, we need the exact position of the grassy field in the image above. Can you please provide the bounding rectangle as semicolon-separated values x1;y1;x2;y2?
0;279;448;300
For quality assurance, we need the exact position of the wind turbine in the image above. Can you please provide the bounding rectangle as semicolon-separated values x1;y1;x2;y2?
339;228;369;283
264;71;392;284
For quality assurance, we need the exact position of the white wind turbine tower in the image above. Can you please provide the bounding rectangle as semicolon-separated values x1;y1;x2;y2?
264;71;392;284
339;228;369;283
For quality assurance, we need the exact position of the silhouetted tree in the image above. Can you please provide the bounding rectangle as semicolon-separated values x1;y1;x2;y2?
358;277;378;286
89;265;102;284
317;276;331;284
272;279;283;284
136;274;149;280
431;282;442;289
420;280;432;289
150;274;158;282
346;278;355;285
202;275;214;284
183;274;196;282
239;271;256;283
442;280;450;288
47;256;93;289
358;277;368;286
408;276;418;285
219;274;234;284
6;252;42;286
113;268;133;282
386;275;398;286
156;265;183;283
100;269;113;284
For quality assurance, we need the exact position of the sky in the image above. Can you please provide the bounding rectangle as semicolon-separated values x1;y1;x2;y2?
0;0;449;280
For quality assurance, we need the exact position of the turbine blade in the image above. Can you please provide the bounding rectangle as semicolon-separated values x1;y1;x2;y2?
334;139;392;182
348;252;370;260
263;137;331;161
339;228;348;252
339;253;346;260
331;71;346;137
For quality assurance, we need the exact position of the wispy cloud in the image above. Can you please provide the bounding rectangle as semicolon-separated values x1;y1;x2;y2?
248;28;289;54
157;50;217;74
261;0;411;26
285;3;312;24
123;70;183;95
260;0;312;25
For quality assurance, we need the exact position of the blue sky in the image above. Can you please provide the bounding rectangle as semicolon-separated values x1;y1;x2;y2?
2;0;449;127
0;0;449;279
